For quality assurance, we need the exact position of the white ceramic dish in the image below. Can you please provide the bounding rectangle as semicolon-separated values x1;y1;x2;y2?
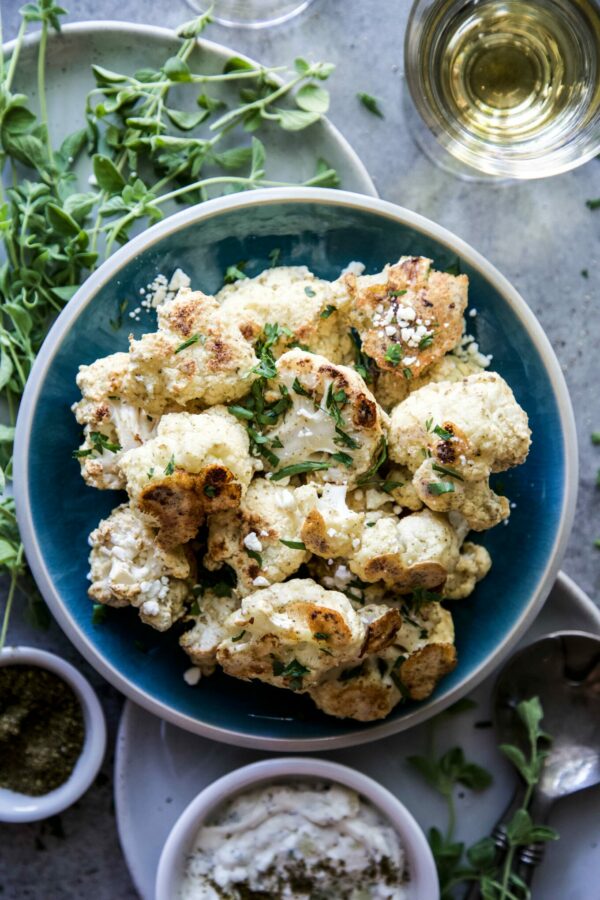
0;646;106;823
155;757;439;900
115;572;600;899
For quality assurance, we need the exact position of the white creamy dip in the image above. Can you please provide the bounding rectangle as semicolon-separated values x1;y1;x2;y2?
178;781;409;899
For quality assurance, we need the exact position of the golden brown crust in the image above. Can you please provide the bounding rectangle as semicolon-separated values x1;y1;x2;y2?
362;608;403;654
139;464;242;547
359;555;447;592
300;509;335;557
399;642;457;700
286;600;354;648
311;677;400;722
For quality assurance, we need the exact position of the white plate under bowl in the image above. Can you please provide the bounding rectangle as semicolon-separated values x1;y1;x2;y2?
115;572;600;900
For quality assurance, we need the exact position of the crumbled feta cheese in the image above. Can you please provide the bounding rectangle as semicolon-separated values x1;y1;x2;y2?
141;599;160;617
340;260;366;276
244;532;263;552
252;576;270;587
183;666;202;686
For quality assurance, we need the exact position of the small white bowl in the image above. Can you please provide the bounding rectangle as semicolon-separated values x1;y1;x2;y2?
0;646;106;823
156;757;439;900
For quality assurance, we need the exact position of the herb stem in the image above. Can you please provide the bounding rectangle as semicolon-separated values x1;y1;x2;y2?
0;544;23;650
37;19;54;169
4;18;26;91
210;72;306;131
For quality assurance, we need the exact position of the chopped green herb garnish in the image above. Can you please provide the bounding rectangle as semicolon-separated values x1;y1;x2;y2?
366;521;376;527
203;484;217;497
280;658;310;690
403;367;412;380
592;432;600;445
223;261;248;283
91;604;107;625
431;462;464;481
164;455;175;476
227;405;254;420
428;481;455;495
268;248;281;267
279;538;307;550
147;467;155;480
595;539;600;549
418;334;434;350
320;304;336;318
245;548;263;568
271;461;330;480
292;377;310;396
445;258;462;276
314;632;330;641
433;424;454;441
189;600;201;616
388;289;407;297
72;448;93;459
425;417;433;432
334;426;360;449
231;630;246;642
325;383;347;427
271;657;285;676
357;435;387;484
174;333;201;353
89;431;122;454
349;327;376;383
382;479;404;493
357;92;384;117
385;343;403;367
586;198;600;210
330;451;353;467
304;286;316;297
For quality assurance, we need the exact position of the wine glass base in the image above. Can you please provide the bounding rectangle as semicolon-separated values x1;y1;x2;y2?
401;84;516;185
185;0;317;28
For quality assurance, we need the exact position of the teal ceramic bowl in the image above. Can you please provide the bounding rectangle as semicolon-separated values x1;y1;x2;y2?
15;189;577;750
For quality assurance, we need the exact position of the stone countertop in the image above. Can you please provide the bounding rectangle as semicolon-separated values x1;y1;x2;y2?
1;0;599;897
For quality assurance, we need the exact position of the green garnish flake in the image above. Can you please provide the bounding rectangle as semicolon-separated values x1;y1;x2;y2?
586;198;600;210
292;377;310;396
357;92;384;118
382;479;404;493
357;435;388;485
147;467;155;480
385;343;403;367
278;658;310;690
268;248;281;268
89;431;122;454
164;455;175;476
428;481;455;495
271;461;330;480
403;367;412;380
227;405;254;420
334;426;360;450
366;521;376;527
304;286;316;297
245;547;263;568
431;462;464;481
231;630;246;642
320;304;336;318
388;289;407;297
330;450;353;467
203;484;217;497
314;632;330;641
72;448;93;459
418;334;434;350
174;333;201;354
325;384;347;427
594;539;600;549
92;603;108;625
279;538;306;550
223;261;248;284
592;431;600;445
425;417;434;432
433;424;454;441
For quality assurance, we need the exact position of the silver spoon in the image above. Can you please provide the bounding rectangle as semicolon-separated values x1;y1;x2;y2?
465;630;600;899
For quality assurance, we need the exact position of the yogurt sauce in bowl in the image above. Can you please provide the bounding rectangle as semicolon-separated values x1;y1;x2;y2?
179;780;408;899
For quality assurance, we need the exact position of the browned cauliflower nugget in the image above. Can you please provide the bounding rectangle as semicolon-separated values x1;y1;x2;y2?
125;288;258;414
87;504;194;631
389;372;531;530
263;348;389;487
216;579;401;692
345;256;468;383
118;407;253;547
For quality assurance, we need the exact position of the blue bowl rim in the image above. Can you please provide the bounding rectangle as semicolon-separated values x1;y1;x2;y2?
14;187;578;750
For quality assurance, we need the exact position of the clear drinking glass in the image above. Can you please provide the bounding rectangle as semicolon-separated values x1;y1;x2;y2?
404;0;600;180
185;0;317;28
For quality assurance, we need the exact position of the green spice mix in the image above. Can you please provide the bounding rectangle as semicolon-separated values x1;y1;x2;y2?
0;665;85;795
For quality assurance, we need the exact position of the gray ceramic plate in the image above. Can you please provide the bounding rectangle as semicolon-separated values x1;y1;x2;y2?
115;572;600;900
7;20;376;202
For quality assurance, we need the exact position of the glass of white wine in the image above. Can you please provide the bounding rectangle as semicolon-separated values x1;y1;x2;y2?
185;0;316;28
404;0;600;179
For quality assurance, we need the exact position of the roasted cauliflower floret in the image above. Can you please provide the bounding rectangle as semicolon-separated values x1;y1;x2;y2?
298;483;364;559
349;508;461;590
72;352;159;490
217;266;352;363
87;504;193;631
375;350;488;412
205;479;310;595
389;372;530;530
125;288;258;414
444;541;492;600
179;590;240;675
309;602;456;720
345;256;468;384
119;407;253;547
216;579;388;691
263;348;388;487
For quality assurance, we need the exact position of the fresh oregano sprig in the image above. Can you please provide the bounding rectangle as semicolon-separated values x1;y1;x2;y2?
0;3;340;645
408;696;558;899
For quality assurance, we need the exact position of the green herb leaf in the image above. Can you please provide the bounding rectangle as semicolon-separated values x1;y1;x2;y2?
385;343;403;366
295;83;330;114
271;461;330;480
357;92;384;117
431;462;464;481
279;538;307;550
428;481;455;496
174;334;201;353
433;424;454;440
164;455;175;476
320;304;336;318
231;630;246;642
92;154;126;192
586;198;600;210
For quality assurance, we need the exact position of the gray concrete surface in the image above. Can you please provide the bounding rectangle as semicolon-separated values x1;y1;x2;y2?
1;0;599;896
